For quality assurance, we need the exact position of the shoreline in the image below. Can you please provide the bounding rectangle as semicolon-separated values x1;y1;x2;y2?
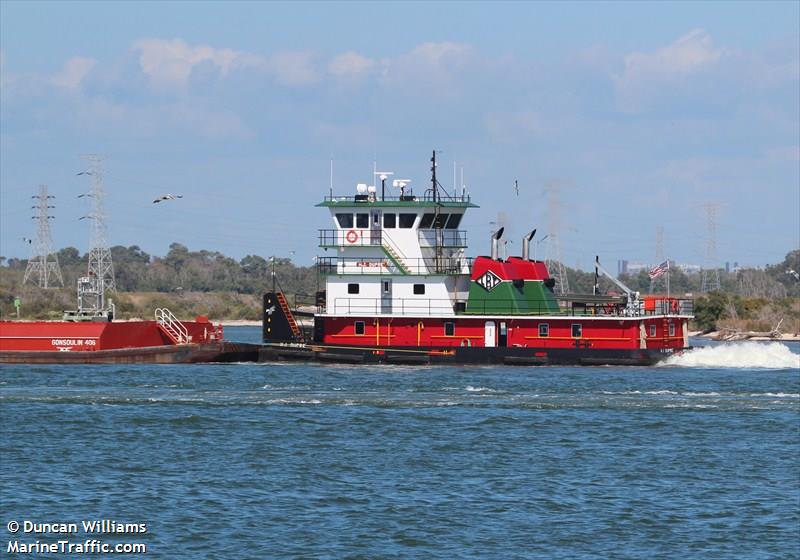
691;331;800;342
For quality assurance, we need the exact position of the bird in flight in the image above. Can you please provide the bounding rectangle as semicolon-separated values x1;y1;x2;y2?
153;194;183;204
514;180;519;196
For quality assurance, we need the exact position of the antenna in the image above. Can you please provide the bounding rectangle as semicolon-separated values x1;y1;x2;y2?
374;170;393;201
329;159;333;199
80;155;116;310
701;202;722;292
23;184;64;288
431;150;438;204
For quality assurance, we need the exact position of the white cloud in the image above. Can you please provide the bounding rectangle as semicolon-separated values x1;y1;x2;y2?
615;29;729;112
133;38;261;89
328;51;375;79
266;51;319;86
51;56;96;90
379;42;475;92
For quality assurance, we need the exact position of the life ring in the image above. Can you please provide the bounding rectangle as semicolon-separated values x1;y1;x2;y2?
345;230;359;244
460;338;472;347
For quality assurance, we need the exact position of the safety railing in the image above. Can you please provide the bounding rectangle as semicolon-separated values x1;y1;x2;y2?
317;257;474;276
418;229;468;248
321;192;472;204
155;307;189;344
324;297;694;317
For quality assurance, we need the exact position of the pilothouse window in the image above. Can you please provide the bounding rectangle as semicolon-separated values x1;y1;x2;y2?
419;213;435;229
356;213;369;228
398;214;416;228
336;213;353;228
383;213;396;228
445;214;462;229
413;284;425;295
432;213;448;229
348;283;359;294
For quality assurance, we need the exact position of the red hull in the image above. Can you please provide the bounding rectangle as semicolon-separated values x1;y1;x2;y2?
318;315;689;351
0;319;257;363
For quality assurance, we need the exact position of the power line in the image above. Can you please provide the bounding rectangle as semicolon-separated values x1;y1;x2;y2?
23;184;64;288
543;180;569;295
701;202;722;292
78;155;116;315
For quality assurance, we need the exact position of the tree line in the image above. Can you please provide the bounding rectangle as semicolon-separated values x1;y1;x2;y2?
1;244;797;328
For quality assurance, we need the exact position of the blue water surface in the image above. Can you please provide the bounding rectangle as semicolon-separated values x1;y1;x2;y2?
1;328;798;559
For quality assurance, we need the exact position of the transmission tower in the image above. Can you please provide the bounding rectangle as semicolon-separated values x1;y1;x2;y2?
23;185;64;288
700;202;721;292
650;225;666;294
543;181;569;295
80;155;116;296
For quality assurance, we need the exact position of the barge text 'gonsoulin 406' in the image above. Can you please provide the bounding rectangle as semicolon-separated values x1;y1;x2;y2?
261;152;693;365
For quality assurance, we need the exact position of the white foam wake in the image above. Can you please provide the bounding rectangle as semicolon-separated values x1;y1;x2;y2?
659;341;800;369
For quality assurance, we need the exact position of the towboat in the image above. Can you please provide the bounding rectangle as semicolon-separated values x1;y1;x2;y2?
260;152;693;366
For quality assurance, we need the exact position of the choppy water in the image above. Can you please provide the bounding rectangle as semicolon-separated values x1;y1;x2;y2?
1;330;798;559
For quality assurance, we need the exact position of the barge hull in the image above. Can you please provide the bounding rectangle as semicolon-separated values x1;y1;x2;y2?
0;342;260;364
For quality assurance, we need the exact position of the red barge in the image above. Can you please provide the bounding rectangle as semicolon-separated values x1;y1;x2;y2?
261;152;693;366
1;273;257;365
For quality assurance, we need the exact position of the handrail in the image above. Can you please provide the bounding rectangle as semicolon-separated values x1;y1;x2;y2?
325;297;694;317
317;256;473;276
322;192;472;204
155;307;189;344
418;229;468;248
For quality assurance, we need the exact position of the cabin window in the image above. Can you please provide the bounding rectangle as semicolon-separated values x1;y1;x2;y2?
571;324;582;338
336;213;353;228
413;284;425;295
432;213;448;229
382;280;391;295
356;213;369;228
444;213;463;229
354;321;365;335
669;322;675;337
649;324;656;337
383;213;396;228
444;322;455;336
419;213;435;229
398;213;416;228
348;283;359;294
539;323;549;337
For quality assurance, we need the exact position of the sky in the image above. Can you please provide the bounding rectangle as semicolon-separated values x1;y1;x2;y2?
1;0;798;271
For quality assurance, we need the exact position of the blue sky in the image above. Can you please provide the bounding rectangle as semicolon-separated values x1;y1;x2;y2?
1;0;798;270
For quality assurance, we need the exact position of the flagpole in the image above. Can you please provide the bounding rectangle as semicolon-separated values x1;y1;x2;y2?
666;259;670;311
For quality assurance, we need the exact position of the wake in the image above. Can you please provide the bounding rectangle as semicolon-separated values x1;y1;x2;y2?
659;341;800;369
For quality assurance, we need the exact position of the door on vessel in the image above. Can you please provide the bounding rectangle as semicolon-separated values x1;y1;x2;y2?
370;211;382;245
484;321;496;348
381;279;392;314
499;321;508;347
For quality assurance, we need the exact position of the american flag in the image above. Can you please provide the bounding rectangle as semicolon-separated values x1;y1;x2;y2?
648;260;669;279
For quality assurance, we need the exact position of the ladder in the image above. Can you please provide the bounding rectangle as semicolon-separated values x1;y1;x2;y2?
276;292;303;341
155;307;189;344
380;233;411;274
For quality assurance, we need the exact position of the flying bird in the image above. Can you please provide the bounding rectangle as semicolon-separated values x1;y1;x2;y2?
153;194;183;204
77;193;93;198
76;171;93;176
514;180;519;196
